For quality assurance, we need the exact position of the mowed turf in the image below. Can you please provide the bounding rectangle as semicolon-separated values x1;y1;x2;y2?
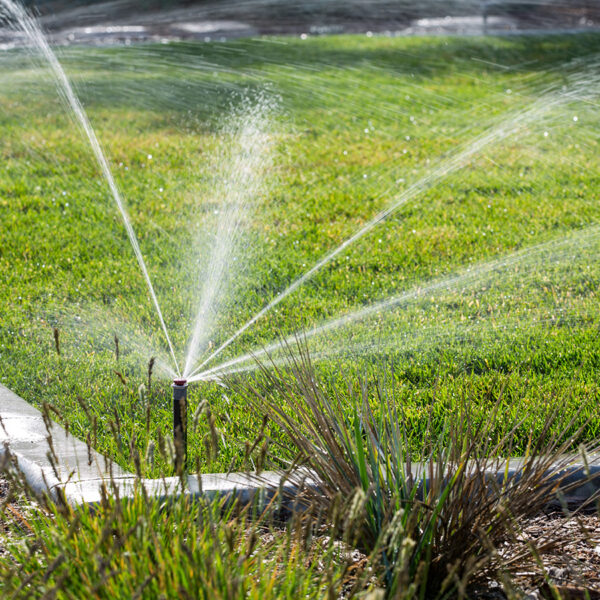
0;33;600;475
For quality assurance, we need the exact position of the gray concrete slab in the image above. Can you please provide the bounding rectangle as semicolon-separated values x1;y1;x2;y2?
0;383;128;492
0;385;44;417
1;383;600;512
59;476;184;505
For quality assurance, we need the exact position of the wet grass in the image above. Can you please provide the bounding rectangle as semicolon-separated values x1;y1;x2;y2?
0;33;600;474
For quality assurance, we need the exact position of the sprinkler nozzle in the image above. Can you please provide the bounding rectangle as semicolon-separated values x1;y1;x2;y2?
172;379;188;472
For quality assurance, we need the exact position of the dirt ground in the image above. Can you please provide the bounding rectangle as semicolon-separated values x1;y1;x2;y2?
507;511;600;599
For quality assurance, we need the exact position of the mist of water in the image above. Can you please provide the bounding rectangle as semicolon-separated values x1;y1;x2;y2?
182;97;277;378
50;305;177;379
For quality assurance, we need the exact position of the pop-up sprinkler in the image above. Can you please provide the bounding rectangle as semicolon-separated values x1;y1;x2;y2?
172;379;188;472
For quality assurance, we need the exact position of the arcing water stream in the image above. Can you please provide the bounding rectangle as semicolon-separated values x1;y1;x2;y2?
0;0;181;375
191;223;600;381
2;0;600;386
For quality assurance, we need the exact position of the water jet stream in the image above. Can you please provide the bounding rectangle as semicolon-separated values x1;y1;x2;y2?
189;223;600;382
182;101;275;379
189;90;570;379
0;0;181;375
192;314;571;382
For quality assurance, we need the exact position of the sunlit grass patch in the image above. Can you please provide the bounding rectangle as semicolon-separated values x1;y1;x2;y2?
0;33;599;474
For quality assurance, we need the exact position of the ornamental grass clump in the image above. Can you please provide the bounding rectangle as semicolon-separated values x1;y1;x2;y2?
241;347;598;598
0;468;350;599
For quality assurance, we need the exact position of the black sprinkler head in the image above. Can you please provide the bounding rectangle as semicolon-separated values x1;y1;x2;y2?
172;379;188;472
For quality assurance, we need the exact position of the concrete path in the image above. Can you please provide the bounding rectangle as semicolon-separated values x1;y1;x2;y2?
1;383;599;510
2;6;600;51
0;383;299;507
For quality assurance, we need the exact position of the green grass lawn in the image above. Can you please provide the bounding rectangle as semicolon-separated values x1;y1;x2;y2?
1;33;600;475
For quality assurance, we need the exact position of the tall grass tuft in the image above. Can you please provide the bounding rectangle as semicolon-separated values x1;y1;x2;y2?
0;468;350;599
239;345;598;598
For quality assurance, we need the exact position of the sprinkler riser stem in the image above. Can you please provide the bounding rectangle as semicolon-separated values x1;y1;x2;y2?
172;381;188;472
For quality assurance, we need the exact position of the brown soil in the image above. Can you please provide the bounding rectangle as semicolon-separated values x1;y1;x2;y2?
509;511;600;599
0;478;35;558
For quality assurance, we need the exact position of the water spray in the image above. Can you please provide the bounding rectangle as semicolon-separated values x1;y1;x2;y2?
0;0;181;375
172;379;188;472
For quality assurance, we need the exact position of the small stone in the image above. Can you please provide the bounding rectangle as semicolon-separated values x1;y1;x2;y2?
547;566;567;580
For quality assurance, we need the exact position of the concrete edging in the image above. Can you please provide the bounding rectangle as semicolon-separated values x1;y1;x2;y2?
0;383;306;509
1;383;599;510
